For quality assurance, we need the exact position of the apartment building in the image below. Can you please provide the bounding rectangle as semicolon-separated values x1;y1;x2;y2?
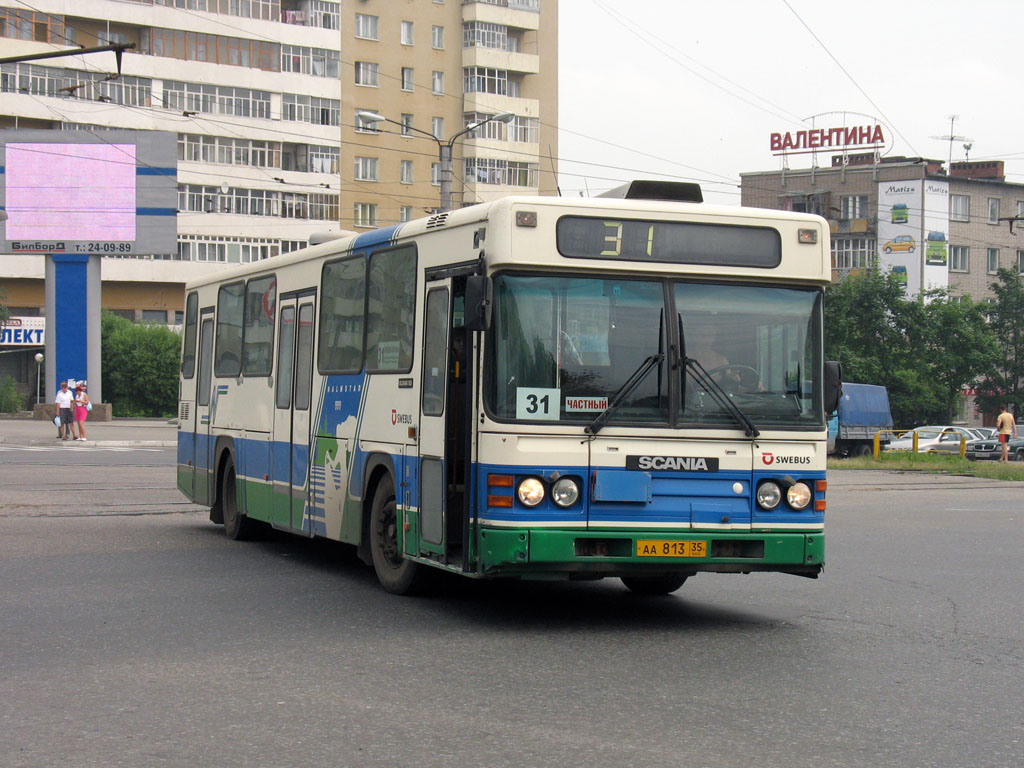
342;0;558;226
0;0;558;400
741;154;1024;301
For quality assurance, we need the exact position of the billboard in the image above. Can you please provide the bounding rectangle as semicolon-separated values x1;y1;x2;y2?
876;179;949;296
0;130;177;256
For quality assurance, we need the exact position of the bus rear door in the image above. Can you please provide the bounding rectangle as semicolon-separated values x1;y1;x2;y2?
194;311;215;504
272;293;316;532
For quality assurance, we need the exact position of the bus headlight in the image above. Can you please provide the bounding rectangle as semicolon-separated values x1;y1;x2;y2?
787;482;812;510
756;481;782;510
517;477;546;507
551;478;580;507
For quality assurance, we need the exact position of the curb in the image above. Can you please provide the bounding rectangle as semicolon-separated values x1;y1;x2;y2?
13;440;176;448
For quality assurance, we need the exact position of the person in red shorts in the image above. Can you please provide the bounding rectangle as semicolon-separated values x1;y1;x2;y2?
996;404;1018;463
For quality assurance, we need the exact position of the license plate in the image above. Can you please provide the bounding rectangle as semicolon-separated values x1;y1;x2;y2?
637;539;707;558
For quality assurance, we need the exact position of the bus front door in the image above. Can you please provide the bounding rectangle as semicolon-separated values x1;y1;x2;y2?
417;278;469;566
272;294;316;532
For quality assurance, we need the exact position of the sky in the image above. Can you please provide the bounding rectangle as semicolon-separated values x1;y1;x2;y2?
557;0;1022;205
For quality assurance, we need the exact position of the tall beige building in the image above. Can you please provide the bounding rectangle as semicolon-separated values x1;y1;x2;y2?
341;0;558;226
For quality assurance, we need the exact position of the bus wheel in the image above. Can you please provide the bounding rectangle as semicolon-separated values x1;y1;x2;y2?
621;575;688;595
222;459;255;541
370;475;423;594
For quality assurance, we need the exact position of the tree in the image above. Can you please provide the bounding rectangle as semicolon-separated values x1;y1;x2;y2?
101;312;181;417
824;268;999;427
0;287;10;326
976;267;1024;417
917;289;998;423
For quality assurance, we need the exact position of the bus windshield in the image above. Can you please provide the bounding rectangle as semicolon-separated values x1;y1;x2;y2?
485;273;822;429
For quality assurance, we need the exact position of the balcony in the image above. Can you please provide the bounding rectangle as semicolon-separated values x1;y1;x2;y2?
462;1;541;30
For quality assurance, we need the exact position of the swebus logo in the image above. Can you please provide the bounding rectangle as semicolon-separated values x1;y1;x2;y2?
762;453;810;465
391;410;412;426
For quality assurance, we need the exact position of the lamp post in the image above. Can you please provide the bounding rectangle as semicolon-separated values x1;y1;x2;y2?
357;110;516;212
34;352;43;406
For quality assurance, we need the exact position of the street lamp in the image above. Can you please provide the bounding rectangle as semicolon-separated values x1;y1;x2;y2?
357;110;516;212
33;352;43;406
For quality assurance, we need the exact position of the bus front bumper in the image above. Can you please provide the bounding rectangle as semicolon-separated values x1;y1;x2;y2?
478;528;824;578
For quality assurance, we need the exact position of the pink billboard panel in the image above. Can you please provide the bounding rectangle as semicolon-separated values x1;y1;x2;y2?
4;143;136;241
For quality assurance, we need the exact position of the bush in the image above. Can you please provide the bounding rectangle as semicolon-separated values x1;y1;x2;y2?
101;312;181;417
0;375;24;413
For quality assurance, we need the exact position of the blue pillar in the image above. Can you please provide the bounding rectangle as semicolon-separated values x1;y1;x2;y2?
50;253;89;388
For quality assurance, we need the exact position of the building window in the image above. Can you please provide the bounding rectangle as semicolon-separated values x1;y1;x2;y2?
401;20;414;45
355;109;380;132
355;61;379;87
401;114;413;137
988;198;1000;224
463;66;507;95
987;248;999;273
401;67;414;91
951;194;969;222
432;25;444;49
1018;250;1024;274
431;162;441;186
840;195;868;220
142;309;168;324
354;202;378;228
431;117;444;140
431;71;445;95
950;245;969;272
400;205;414;222
464;21;507;50
400;160;413;184
354;156;378;181
355;13;378;40
831;238;876;270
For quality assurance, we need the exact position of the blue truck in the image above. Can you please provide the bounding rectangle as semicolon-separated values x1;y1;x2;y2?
827;382;893;457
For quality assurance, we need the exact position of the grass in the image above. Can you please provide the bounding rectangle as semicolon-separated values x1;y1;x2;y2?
829;450;1024;480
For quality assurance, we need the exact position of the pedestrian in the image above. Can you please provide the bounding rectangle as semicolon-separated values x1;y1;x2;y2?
996;404;1018;463
55;380;74;441
73;382;90;442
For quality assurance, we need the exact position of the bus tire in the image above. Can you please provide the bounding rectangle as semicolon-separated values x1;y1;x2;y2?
221;458;255;541
621;574;689;595
369;475;423;595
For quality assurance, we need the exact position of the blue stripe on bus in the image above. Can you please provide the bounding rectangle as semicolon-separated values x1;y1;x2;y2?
352;224;402;252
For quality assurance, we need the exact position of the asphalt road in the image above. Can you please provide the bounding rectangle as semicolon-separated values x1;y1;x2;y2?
0;447;1021;768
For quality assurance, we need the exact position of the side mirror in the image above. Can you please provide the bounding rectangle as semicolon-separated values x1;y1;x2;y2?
464;275;492;331
824;361;843;415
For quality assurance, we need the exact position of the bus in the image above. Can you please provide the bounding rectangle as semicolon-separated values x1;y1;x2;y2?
177;181;842;595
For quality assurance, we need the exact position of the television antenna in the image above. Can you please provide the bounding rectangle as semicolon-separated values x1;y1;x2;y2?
931;115;973;173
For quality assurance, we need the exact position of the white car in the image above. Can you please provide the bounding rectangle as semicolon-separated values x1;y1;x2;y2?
885;425;978;453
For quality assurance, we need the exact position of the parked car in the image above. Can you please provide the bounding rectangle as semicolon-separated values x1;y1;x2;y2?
973;427;996;440
967;436;1024;461
883;235;916;253
885;425;978;453
930;428;990;456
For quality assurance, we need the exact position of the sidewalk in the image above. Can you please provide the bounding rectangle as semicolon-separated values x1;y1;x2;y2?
0;416;178;447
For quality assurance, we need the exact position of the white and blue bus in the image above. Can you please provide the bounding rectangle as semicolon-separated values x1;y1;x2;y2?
177;181;842;594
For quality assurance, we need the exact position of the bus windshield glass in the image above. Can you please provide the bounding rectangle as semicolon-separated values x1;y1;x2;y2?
485;274;822;429
678;283;821;429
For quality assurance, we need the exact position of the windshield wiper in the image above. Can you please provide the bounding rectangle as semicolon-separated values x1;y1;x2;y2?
585;353;665;436
684;357;760;438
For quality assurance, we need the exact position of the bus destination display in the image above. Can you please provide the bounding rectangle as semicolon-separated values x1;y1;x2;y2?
556;216;781;268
